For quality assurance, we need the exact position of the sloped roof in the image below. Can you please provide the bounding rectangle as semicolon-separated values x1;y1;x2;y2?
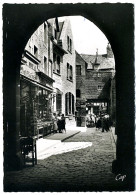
58;22;64;40
47;18;55;26
80;54;115;70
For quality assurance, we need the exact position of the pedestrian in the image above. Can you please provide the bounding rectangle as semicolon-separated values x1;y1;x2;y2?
96;116;102;130
102;114;109;132
61;114;66;133
57;113;62;133
52;113;58;133
86;114;90;127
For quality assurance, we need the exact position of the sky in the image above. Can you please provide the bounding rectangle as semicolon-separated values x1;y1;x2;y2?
59;16;108;55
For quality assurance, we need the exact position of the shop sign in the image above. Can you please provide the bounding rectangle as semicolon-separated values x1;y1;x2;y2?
21;67;37;81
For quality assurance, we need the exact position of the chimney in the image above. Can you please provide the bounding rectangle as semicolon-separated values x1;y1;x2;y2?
107;43;113;58
95;48;98;64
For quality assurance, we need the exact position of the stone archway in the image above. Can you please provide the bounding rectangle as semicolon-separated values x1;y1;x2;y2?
3;3;135;189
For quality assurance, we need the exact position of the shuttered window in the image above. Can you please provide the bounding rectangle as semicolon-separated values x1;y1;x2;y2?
65;92;75;115
56;94;62;113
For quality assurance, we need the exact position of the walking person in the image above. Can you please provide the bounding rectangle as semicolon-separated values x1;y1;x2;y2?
52;113;58;133
57;113;62;133
96;116;102;131
102;114;109;132
61;114;66;133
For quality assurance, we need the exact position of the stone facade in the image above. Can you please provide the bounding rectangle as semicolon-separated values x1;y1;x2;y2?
76;44;115;124
20;17;76;137
20;21;55;137
51;17;76;128
76;51;87;126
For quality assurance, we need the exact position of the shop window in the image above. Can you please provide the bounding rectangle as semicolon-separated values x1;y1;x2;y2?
76;65;81;75
37;88;51;120
76;89;81;98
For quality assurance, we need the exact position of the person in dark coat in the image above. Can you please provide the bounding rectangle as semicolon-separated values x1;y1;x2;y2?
61;114;66;133
96;116;102;130
102;115;109;132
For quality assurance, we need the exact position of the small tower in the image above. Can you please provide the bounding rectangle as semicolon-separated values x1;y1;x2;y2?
107;43;113;58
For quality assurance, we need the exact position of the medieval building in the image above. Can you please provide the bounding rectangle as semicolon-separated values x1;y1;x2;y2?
76;43;115;126
49;17;76;129
20;17;76;138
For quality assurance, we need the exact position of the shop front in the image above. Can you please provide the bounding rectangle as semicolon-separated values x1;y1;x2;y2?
86;99;108;116
20;75;54;139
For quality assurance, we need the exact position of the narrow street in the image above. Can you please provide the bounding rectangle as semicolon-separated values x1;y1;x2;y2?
4;127;127;192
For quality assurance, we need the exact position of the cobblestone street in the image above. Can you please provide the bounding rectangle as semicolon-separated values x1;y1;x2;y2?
4;128;128;192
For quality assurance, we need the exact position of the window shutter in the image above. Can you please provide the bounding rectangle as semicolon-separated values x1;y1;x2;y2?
72;94;74;114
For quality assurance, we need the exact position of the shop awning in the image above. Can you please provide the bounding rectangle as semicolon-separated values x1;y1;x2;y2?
20;74;53;92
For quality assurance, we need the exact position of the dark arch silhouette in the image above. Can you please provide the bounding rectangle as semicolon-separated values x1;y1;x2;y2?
3;3;135;190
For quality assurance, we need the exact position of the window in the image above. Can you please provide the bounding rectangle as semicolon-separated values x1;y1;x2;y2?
34;45;38;58
67;63;73;81
76;65;81;75
54;29;57;40
44;56;47;74
53;53;61;75
70;66;73;80
67;36;72;52
44;23;47;44
98;85;102;90
57;56;60;74
67;63;69;78
65;92;74;115
29;62;37;71
48;61;52;77
70;39;72;53
67;36;69;51
76;89;81;98
53;53;56;71
56;94;62;113
97;72;101;77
